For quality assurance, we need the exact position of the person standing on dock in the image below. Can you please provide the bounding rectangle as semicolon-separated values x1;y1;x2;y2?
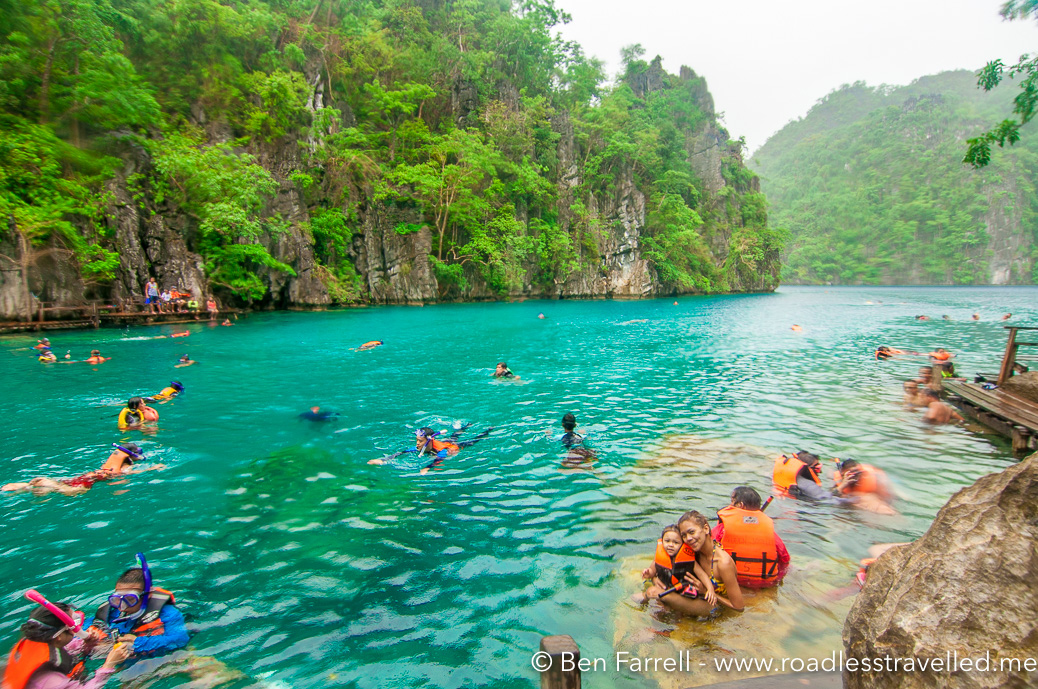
145;278;160;314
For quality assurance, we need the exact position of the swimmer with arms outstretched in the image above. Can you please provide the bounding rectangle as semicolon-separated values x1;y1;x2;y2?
369;425;493;475
2;444;166;496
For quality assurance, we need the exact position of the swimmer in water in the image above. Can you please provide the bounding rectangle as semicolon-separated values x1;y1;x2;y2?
537;313;545;319
791;324;802;332
2;443;166;496
832;459;896;515
174;354;196;368
972;313;980;320
920;389;963;424
357;340;383;351
1002;313;1012;321
147;381;184;403
118;397;147;430
298;406;340;422
548;413;596;466
916;315;930;321
38;350;57;363
86;350;110;364
221;319;233;326
493;362;517;379
33;338;51;350
369;424;493;475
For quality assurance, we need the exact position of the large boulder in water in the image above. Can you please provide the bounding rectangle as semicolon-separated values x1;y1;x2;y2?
842;451;1038;688
1003;371;1038;405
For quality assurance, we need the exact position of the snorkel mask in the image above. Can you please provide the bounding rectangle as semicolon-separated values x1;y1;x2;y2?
24;590;87;639
136;552;152;610
171;381;184;392
112;443;145;464
414;428;441;456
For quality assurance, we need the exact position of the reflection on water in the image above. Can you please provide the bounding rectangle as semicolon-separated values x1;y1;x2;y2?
0;287;1034;688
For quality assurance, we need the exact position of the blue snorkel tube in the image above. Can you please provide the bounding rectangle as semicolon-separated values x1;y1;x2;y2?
136;552;152;609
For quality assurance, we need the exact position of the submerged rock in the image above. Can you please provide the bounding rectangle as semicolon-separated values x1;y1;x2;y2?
842;451;1038;688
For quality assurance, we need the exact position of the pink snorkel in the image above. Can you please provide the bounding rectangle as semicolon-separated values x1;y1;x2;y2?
24;590;87;638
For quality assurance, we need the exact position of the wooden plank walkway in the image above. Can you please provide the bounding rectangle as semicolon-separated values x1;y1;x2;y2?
944;380;1038;453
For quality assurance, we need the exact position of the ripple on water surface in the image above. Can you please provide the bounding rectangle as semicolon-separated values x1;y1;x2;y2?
0;287;1033;688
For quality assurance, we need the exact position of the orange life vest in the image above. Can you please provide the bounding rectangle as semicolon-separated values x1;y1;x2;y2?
86;357;104;364
2;639;83;689
653;540;677;586
772;453;820;495
717;506;782;586
99;449;134;473
91;588;175;639
834;463;885;497
361;341;382;348
930;351;951;361
429;439;460;455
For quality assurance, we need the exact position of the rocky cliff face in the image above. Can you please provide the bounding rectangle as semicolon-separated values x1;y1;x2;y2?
843;451;1038;689
0;65;773;319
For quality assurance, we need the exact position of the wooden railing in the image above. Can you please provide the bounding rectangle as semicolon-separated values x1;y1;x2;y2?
997;326;1038;386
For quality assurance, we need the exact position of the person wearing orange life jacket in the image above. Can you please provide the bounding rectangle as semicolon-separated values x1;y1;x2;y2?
637;525;715;605
84;558;187;661
368;424;493;475
1;444;165;496
3;597;130;689
832;459;897;515
773;450;831;501
711;487;790;589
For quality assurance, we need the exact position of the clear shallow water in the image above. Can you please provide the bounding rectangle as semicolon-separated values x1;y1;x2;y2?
0;287;1034;688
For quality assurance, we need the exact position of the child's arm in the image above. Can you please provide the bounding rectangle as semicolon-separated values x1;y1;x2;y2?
690;561;716;605
641;562;658;580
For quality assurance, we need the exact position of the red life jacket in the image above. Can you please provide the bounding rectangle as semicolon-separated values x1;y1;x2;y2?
717;506;782;587
2;639;83;689
429;439;459;455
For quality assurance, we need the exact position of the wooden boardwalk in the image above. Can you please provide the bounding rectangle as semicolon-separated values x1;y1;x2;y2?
945;380;1038;454
0;307;241;335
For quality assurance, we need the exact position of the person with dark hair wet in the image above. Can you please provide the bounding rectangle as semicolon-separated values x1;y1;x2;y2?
3;596;129;689
298;406;340;422
368;424;493;475
493;362;517;379
146;382;184;403
85;564;188;660
773;451;830;501
833;459;896;515
553;413;596;465
921;389;963;424
712;486;791;589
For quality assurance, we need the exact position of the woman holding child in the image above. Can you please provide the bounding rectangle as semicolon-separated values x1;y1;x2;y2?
642;511;744;616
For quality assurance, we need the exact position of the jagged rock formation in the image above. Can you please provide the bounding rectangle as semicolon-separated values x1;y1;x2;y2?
843;451;1038;688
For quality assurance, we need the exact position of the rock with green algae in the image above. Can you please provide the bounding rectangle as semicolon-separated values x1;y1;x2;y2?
842;451;1038;688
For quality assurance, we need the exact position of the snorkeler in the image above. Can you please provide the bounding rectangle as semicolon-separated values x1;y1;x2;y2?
85;554;189;659
298;406;340;422
86;350;110;364
146;381;184;403
357;340;383;351
174;354;195;368
38;350;57;363
32;338;51;351
2;444;165;496
3;590;131;689
368;424;493;475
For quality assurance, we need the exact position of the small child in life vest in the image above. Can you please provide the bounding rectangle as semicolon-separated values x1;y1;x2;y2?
638;525;716;605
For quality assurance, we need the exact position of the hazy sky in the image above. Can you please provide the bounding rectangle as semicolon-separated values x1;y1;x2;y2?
556;0;1037;153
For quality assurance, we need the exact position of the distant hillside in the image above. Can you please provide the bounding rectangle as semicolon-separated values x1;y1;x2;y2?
752;70;1038;285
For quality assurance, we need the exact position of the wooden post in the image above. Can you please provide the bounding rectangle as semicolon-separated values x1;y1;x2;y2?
1012;427;1032;455
998;327;1019;386
538;635;580;689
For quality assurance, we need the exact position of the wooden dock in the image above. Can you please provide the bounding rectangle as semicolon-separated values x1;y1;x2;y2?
0;303;242;335
943;325;1038;455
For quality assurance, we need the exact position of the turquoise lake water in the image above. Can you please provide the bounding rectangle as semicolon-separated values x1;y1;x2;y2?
1;286;1035;688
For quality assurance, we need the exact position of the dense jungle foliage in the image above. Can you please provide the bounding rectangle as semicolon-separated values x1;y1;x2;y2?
752;71;1038;285
0;0;780;303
